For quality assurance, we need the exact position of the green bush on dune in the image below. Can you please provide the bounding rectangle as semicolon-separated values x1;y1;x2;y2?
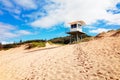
2;44;17;50
80;37;92;42
25;42;46;49
117;28;120;31
0;40;46;50
0;43;3;50
17;40;45;45
49;36;70;44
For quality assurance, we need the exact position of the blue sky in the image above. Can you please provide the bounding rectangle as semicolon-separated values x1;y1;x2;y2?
0;0;120;44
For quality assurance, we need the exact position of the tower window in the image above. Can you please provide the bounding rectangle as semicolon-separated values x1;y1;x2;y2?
78;24;81;26
71;24;77;28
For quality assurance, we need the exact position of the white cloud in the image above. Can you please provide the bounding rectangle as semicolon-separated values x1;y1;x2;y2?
14;0;37;9
83;25;96;29
89;28;111;33
31;13;63;28
31;0;120;28
0;0;14;8
0;22;17;40
12;15;21;20
17;30;31;35
104;13;120;25
1;41;13;44
0;22;31;41
0;22;16;31
0;0;37;20
14;9;21;14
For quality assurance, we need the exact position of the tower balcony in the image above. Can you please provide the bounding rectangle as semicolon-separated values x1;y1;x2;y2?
70;28;82;32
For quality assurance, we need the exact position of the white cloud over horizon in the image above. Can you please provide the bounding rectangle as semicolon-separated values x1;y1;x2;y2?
1;41;13;44
0;22;31;41
89;28;111;34
31;0;120;28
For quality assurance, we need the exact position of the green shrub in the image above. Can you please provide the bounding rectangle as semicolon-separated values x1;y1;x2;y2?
32;42;46;47
3;44;17;50
17;40;46;45
49;36;70;44
81;37;92;42
25;42;46;49
117;28;120;31
49;34;90;44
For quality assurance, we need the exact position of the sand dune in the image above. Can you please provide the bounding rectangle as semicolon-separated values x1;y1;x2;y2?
0;32;120;80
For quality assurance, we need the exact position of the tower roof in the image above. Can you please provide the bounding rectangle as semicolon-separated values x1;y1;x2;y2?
69;20;86;25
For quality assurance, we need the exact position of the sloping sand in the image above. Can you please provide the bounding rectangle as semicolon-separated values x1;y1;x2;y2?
0;36;120;80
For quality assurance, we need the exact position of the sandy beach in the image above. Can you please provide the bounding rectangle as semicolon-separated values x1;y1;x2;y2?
0;35;120;80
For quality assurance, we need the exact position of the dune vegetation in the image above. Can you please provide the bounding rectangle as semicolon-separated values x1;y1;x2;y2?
0;40;46;50
0;29;119;50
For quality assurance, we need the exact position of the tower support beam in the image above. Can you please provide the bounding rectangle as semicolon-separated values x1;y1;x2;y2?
67;31;85;43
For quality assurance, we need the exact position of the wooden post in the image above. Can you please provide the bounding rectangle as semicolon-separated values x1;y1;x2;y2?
80;34;82;41
76;33;78;42
70;35;72;44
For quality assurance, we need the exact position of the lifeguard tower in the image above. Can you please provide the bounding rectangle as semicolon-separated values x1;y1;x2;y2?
67;21;85;43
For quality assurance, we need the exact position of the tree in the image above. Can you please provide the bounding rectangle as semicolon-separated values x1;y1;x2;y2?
0;42;3;50
20;39;22;43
